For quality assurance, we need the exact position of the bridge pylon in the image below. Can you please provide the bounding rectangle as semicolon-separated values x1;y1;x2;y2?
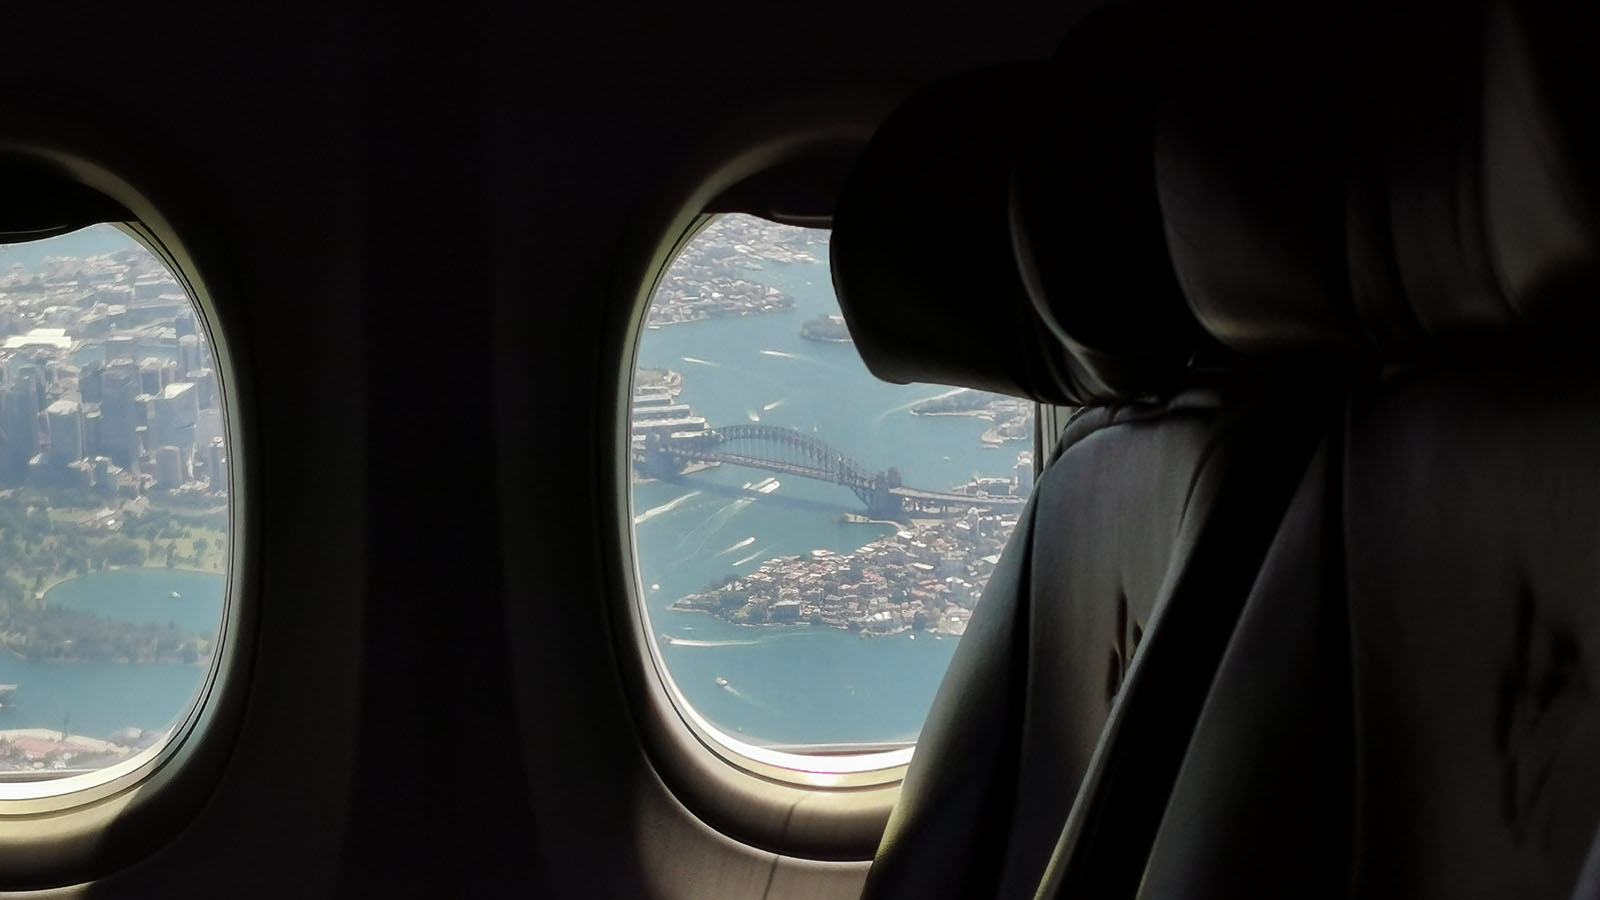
638;433;685;480
868;471;906;521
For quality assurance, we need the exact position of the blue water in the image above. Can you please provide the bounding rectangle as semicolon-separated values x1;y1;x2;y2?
0;570;224;739
0;228;224;742
46;570;226;635
0;224;139;274
632;227;1029;747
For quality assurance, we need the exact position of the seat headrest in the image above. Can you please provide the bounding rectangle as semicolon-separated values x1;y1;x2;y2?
1150;4;1363;356
830;65;1093;406
1457;0;1600;333
1152;0;1600;358
832;41;1208;406
1011;0;1216;397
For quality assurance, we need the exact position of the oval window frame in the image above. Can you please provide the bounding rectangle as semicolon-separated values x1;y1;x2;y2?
626;211;920;788
0;98;256;888
596;87;975;861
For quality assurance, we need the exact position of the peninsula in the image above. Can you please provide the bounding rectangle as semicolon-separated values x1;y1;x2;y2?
669;510;1016;637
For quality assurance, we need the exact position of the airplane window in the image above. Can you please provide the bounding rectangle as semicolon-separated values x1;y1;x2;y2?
0;224;229;794
630;213;1032;756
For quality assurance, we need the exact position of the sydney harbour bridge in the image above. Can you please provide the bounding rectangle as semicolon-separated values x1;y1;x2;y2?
634;424;1025;520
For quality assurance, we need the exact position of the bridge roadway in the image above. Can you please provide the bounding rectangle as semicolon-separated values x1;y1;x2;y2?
889;485;1026;509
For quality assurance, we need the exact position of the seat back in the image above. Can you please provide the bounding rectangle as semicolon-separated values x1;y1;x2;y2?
830;10;1340;894
1129;3;1600;897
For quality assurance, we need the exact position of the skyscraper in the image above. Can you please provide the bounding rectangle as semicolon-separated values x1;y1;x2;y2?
155;445;184;490
0;374;42;482
45;400;85;467
97;362;141;467
207;436;227;493
153;382;199;455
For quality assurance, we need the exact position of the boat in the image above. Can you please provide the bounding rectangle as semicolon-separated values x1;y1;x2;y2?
714;676;729;689
171;591;182;599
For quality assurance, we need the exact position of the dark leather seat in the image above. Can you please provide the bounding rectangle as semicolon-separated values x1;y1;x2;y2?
830;11;1338;894
1118;3;1600;898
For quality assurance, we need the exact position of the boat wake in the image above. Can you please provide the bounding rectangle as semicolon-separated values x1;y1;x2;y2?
873;386;967;427
715;536;757;557
633;490;702;525
761;348;849;376
732;545;773;567
662;637;761;648
674;496;755;555
681;356;720;367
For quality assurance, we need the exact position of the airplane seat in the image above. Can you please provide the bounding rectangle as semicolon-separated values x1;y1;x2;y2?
1127;2;1600;897
828;16;1339;896
1028;8;1368;898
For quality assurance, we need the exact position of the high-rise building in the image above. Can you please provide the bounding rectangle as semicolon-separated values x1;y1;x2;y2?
97;361;141;466
80;359;104;403
178;334;200;375
14;363;46;409
104;334;136;364
1014;451;1034;495
0;374;42;482
207;437;227;493
154;382;199;454
83;406;102;455
156;445;183;490
187;368;219;409
45;399;85;467
139;359;163;395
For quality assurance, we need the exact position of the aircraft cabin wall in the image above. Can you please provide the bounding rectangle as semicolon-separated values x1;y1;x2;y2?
0;0;1084;896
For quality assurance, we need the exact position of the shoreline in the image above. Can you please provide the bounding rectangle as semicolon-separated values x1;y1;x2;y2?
4;567;225;665
909;409;997;420
0;728;131;752
35;562;224;601
662;607;959;639
840;514;902;528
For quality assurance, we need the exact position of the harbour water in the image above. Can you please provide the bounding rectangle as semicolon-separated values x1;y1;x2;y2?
0;570;223;738
632;232;1028;748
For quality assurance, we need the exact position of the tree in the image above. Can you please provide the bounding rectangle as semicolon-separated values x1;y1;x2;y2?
193;538;209;555
100;536;145;566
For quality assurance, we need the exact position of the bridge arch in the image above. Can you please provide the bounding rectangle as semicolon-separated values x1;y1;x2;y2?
638;423;1020;519
697;425;875;486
